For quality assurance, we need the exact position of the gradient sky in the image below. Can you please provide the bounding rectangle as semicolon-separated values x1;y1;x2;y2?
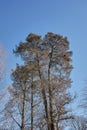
0;0;87;115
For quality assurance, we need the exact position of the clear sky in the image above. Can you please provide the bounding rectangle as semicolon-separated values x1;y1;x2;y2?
0;0;87;114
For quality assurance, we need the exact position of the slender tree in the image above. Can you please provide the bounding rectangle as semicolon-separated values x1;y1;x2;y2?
14;33;50;130
43;33;73;130
79;83;87;115
1;64;31;130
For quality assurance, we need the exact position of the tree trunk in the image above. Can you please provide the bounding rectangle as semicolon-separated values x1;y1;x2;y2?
31;75;34;130
49;87;55;130
41;88;50;130
48;47;55;130
21;90;26;130
48;73;55;130
37;59;50;130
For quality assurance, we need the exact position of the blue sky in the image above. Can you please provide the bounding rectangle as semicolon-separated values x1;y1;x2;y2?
0;0;87;113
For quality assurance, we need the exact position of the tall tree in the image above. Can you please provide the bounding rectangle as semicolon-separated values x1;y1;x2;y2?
43;33;73;130
3;32;73;130
3;65;30;130
3;63;43;130
14;33;50;130
14;32;73;130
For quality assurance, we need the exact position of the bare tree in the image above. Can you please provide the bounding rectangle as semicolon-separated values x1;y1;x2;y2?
78;82;87;115
69;116;87;130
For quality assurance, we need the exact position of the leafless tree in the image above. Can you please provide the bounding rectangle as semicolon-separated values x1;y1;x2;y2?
69;116;87;130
